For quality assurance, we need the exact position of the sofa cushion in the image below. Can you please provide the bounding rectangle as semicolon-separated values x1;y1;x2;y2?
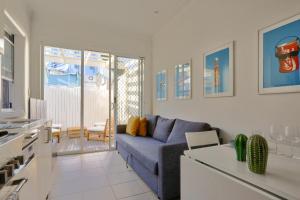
152;117;175;143
126;116;140;136
167;119;211;143
145;114;159;136
116;134;164;174
138;117;147;137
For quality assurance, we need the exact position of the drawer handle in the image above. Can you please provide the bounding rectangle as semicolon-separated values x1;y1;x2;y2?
12;178;28;192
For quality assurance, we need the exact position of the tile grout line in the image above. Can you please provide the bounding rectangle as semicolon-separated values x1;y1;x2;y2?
110;184;118;200
118;191;152;200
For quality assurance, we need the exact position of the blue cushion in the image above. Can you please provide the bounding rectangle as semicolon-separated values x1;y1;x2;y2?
116;134;164;174
145;114;159;136
167;119;211;143
152;117;175;143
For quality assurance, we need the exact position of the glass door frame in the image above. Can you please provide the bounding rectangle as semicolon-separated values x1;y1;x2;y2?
80;50;114;153
83;50;114;153
41;44;114;154
41;44;85;155
41;44;144;155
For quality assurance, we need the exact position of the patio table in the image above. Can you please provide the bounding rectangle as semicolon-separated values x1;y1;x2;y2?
87;125;105;141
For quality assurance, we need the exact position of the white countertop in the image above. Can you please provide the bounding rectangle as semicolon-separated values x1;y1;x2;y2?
0;119;46;147
184;145;300;200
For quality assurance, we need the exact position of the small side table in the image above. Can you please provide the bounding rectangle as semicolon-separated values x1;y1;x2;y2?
87;125;105;141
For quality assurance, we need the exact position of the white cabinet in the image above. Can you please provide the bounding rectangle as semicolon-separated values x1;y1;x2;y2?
36;127;52;200
0;120;53;200
16;157;38;200
181;146;300;200
181;156;276;200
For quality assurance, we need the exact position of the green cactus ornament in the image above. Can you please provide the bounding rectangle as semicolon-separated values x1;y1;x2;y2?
234;134;248;162
247;134;268;174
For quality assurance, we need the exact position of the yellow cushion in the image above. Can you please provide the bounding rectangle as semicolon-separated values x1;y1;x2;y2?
138;117;147;137
126;116;140;136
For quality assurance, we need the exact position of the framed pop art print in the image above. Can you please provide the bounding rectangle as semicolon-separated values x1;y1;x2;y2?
204;42;234;97
259;14;300;94
174;61;192;99
156;70;167;101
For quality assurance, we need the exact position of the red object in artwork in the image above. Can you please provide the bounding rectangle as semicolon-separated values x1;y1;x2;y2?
275;37;299;73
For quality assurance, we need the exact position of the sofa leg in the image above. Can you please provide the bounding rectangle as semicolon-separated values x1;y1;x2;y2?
126;155;129;168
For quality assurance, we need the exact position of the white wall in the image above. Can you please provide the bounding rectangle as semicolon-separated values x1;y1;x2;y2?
1;0;31;117
30;14;152;114
152;0;300;142
3;0;31;35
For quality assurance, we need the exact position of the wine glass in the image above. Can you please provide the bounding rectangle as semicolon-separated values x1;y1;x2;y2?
269;124;285;154
295;127;300;159
296;126;300;147
288;126;300;159
283;126;296;157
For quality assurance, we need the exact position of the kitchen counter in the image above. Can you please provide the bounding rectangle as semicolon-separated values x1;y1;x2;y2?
0;119;46;148
0;118;53;200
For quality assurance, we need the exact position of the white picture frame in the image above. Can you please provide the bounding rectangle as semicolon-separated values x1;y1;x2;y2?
259;14;300;94
203;41;234;97
174;60;192;100
156;70;167;101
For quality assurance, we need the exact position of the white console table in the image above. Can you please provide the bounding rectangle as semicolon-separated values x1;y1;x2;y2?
181;145;300;200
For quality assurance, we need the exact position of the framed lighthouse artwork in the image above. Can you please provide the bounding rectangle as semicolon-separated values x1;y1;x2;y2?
204;41;234;97
259;14;300;94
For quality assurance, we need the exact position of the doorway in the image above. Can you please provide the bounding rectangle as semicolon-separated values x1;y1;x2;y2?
42;46;144;155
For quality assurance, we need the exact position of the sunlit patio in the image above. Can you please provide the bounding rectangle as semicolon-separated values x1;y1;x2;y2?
44;46;113;154
52;132;113;154
44;46;141;154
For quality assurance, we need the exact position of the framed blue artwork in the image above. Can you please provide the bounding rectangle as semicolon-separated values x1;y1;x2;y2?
156;70;167;101
204;42;234;97
174;61;191;99
259;14;300;94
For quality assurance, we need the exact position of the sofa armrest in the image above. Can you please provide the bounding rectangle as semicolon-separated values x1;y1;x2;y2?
158;142;188;200
117;124;127;134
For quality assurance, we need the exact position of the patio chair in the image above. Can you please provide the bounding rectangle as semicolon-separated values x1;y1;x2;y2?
87;119;114;142
51;124;62;143
104;118;114;143
67;127;88;138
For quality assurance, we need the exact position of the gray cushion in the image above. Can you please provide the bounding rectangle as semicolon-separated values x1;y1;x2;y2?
152;117;175;143
167;119;211;143
116;134;164;174
145;114;159;136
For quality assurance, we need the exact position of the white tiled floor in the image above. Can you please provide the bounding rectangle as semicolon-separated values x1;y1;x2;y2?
50;151;158;200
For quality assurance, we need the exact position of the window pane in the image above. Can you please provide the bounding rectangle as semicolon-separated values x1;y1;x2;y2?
2;38;14;80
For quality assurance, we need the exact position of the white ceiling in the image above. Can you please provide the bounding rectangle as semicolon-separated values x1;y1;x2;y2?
24;0;191;37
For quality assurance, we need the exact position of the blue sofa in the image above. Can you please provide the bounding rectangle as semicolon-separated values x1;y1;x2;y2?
116;115;219;200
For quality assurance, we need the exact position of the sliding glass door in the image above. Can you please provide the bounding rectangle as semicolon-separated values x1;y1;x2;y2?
83;50;111;152
43;46;82;154
43;46;143;155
